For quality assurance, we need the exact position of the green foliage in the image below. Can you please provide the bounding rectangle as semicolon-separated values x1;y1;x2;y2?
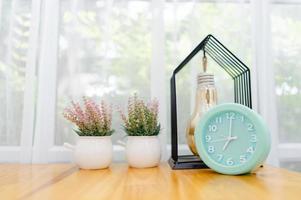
120;95;160;136
73;129;114;137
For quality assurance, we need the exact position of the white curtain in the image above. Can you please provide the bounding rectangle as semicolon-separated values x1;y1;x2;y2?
1;0;301;171
0;0;31;146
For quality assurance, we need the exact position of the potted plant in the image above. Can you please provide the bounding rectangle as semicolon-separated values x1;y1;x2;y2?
119;94;161;168
63;97;114;169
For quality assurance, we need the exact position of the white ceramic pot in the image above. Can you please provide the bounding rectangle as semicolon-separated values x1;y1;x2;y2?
126;136;161;168
64;136;112;170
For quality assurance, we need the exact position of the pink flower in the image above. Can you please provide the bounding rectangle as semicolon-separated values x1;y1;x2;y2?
63;97;114;136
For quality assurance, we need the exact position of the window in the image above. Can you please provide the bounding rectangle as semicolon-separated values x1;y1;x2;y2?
56;0;152;146
164;2;251;146
1;0;301;172
271;4;301;143
270;2;301;171
0;0;32;146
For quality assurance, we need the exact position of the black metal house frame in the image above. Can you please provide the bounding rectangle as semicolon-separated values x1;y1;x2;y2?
168;34;252;169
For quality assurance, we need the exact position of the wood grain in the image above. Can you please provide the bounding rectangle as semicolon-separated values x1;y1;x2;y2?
0;163;301;200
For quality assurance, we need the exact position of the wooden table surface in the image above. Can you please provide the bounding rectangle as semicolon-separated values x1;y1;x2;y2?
1;163;301;200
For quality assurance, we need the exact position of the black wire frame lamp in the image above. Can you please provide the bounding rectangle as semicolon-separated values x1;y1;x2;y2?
168;34;252;169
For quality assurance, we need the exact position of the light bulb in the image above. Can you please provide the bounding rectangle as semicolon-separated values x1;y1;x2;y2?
186;73;217;156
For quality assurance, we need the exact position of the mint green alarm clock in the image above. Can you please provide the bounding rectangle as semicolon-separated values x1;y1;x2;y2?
195;103;271;175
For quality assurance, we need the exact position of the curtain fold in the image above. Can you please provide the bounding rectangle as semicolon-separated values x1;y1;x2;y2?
251;0;279;166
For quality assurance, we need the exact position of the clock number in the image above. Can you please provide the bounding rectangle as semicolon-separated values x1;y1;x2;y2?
208;146;215;153
250;134;257;143
226;158;234;166
205;135;212;142
209;125;217;132
215;117;222;124
240;155;247;163
241;115;244;122
247;146;255;154
217;154;223;162
226;112;235;120
247;123;254;131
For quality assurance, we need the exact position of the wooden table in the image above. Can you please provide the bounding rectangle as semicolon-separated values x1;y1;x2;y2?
1;163;301;200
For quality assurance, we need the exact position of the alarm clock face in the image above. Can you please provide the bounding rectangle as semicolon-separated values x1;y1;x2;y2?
195;103;271;175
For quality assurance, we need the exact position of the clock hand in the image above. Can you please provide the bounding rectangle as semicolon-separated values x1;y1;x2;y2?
228;117;233;138
222;139;231;151
222;136;238;151
222;118;233;151
230;136;238;140
210;135;238;143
